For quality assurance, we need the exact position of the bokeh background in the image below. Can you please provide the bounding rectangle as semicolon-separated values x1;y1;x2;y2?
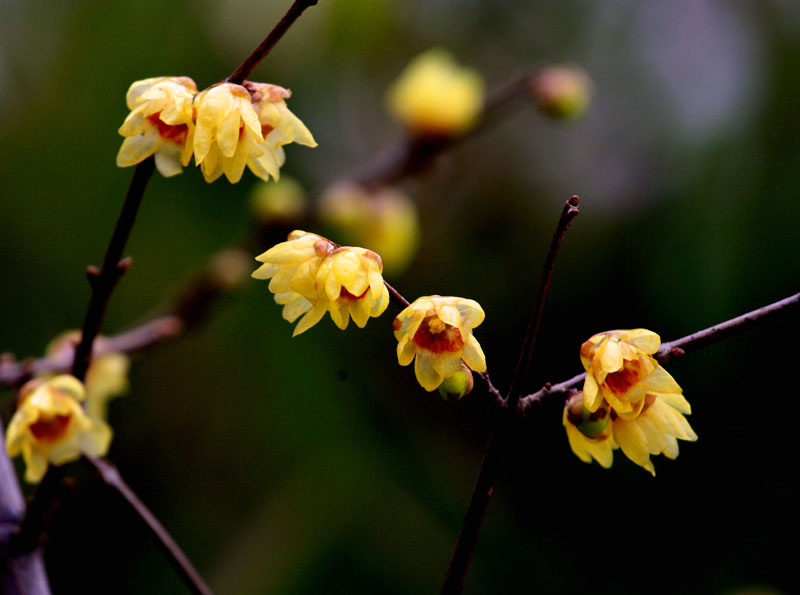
2;0;799;593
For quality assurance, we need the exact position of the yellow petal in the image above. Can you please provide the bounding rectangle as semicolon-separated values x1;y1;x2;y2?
644;365;682;394
415;356;442;391
462;335;486;372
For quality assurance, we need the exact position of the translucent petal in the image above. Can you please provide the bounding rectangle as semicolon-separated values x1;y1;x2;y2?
116;134;157;167
658;392;692;415
415;356;443;391
598;339;623;372
282;295;313;322
217;113;241;158
397;338;417;366
154;146;184;177
350;298;371;328
613;419;655;475
462;335;486;372
437;304;462;329
455;299;485;328
623;329;661;354
293;303;326;336
645;366;682;394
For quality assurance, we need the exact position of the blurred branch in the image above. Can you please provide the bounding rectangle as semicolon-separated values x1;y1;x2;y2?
88;458;213;595
355;72;535;189
226;0;320;85
519;291;800;410
441;197;579;595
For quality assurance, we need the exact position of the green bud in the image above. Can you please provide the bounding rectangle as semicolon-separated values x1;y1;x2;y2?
438;367;474;402
531;65;593;120
567;395;610;439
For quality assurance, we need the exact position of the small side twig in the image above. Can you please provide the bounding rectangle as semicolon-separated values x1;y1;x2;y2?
441;197;580;595
87;458;213;595
226;0;320;85
519;291;800;410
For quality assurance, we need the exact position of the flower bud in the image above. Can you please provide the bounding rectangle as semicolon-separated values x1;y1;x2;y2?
438;365;474;402
566;393;609;439
531;65;592;120
250;177;307;225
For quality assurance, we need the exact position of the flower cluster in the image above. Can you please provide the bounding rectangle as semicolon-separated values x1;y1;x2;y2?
117;77;315;182
252;230;390;336
563;329;697;475
5;375;112;483
393;296;486;391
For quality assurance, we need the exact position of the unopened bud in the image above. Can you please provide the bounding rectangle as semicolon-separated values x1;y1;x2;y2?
531;65;592;120
566;392;609;439
438;365;474;401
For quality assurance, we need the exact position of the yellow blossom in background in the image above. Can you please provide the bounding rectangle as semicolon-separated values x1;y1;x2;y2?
250;176;308;225
531;65;593;120
194;82;315;184
117;76;197;177
314;247;390;331
580;329;681;419
393;296;486;391
5;375;112;483
43;331;130;421
252;231;390;335
318;182;420;275
386;49;485;137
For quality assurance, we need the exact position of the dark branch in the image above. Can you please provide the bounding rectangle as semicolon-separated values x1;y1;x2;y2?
506;196;580;407
226;0;320;85
519;291;800;410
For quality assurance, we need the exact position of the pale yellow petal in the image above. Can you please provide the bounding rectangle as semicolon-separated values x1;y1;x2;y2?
461;335;486;372
415;356;442;391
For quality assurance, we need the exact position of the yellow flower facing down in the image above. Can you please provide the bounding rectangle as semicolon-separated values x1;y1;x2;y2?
393;296;486;391
253;231;389;336
117;76;197;177
43;331;131;421
580;329;681;419
386;49;485;137
5;375;112;483
194;82;315;184
563;390;697;476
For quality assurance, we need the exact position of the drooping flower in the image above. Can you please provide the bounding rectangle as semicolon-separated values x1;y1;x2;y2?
253;231;390;335
5;375;112;483
117;76;197;177
386;49;485;137
43;331;131;421
580;329;681;419
318;182;420;275
393;296;486;391
193;82;315;183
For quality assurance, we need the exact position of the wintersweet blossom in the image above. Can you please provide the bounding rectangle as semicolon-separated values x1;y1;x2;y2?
253;231;389;335
386;49;485;136
393;296;486;391
117;76;197;177
563;390;697;476
194;82;315;183
580;329;681;419
5;375;112;483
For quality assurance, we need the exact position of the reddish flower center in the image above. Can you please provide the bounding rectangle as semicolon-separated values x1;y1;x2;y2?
413;316;464;354
29;414;72;443
146;113;188;145
339;287;369;303
604;357;647;396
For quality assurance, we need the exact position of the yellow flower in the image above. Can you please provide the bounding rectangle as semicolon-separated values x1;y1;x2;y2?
386;49;485;136
314;246;390;331
580;329;681;419
117;76;197;177
611;392;697;476
318;182;420;275
194;82;315;184
393;296;486;391
563;392;614;469
252;231;390;335
5;375;112;483
43;331;131;421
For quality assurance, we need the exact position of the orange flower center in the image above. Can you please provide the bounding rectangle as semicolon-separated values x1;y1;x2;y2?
29;414;72;443
339;287;369;303
413;316;464;354
146;113;188;145
604;357;648;396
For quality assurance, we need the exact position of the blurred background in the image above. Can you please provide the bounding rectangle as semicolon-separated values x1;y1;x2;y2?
1;0;799;593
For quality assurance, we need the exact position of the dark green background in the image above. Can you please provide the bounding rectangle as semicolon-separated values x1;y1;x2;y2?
1;1;798;593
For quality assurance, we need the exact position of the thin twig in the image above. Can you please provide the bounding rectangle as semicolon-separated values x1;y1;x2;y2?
71;158;155;383
440;196;580;595
506;196;580;407
87;458;213;595
226;0;320;85
519;291;800;410
384;281;411;308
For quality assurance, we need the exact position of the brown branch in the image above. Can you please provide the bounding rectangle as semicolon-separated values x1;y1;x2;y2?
88;458;213;595
506;195;580;407
356;72;536;189
226;0;320;85
519;291;800;410
440;196;580;595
